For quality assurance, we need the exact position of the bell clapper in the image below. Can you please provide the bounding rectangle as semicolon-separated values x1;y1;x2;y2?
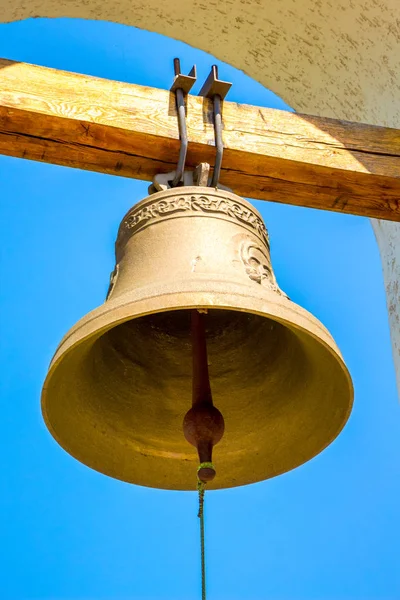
183;309;225;483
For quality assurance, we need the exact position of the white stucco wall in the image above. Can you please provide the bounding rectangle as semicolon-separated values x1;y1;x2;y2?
373;221;400;392
2;0;400;392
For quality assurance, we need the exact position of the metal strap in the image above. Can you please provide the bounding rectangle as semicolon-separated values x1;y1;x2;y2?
198;65;232;188
170;58;197;187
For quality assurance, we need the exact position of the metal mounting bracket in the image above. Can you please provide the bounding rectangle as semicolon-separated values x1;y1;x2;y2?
198;65;232;100
149;164;232;194
171;58;197;94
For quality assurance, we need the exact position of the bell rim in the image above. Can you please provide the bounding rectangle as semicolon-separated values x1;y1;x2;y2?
42;285;353;490
46;278;348;364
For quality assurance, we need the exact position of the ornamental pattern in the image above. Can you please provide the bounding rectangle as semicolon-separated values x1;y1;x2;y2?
123;194;269;245
239;239;287;297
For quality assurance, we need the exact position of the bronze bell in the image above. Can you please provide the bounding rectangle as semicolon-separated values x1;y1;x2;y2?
41;186;353;490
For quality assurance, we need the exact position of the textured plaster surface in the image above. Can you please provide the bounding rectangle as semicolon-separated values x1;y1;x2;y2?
1;0;400;391
373;221;400;393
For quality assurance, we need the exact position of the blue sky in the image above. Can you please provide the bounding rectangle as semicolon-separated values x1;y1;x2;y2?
1;17;399;600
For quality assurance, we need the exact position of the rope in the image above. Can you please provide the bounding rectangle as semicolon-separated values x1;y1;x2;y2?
197;462;213;600
197;479;206;600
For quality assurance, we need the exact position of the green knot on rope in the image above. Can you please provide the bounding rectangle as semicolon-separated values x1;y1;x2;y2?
197;462;215;474
197;462;216;484
197;479;205;516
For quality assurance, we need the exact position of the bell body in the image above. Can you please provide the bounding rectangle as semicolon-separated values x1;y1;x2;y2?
42;187;353;490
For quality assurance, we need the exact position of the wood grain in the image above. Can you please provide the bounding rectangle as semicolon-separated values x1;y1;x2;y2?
0;58;399;220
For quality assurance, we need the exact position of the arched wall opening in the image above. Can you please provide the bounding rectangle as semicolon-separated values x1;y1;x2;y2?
0;16;399;600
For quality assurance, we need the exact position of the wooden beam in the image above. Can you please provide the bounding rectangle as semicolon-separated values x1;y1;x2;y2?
0;58;399;221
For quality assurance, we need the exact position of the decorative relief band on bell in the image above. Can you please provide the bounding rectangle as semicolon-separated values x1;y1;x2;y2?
121;193;269;245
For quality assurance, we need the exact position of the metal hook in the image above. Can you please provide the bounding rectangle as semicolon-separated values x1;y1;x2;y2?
170;58;197;187
199;65;232;188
